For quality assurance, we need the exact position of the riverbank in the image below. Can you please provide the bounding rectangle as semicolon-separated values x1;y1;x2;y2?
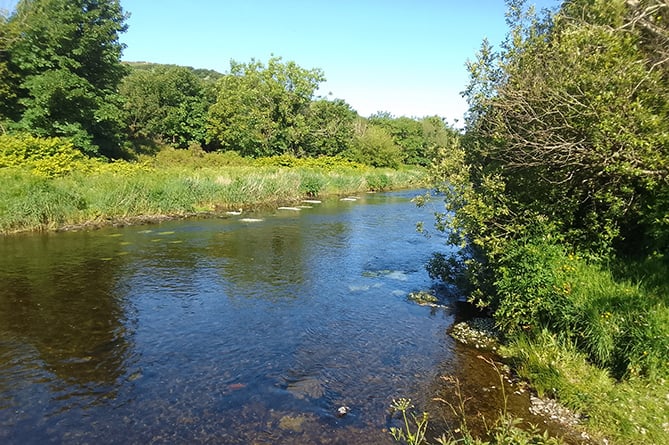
447;315;669;445
0;148;426;234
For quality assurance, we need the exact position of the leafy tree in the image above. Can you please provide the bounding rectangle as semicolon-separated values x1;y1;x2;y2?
368;113;428;165
461;0;669;254
424;0;669;338
303;98;356;156
420;115;458;157
0;9;22;125
345;119;403;168
5;0;128;157
207;57;325;157
120;65;210;148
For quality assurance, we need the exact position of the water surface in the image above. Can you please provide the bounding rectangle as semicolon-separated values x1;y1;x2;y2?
1;190;463;444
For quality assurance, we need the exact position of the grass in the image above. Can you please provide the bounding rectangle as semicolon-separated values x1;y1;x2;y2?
0;148;426;233
502;330;669;445
492;251;669;444
426;235;668;444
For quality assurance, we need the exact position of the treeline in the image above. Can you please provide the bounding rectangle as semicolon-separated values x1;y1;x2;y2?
427;0;668;442
0;0;456;168
120;58;454;168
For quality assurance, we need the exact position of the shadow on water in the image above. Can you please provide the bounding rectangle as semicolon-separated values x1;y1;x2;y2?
0;190;581;444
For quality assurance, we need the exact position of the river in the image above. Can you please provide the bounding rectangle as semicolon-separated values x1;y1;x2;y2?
0;190;565;444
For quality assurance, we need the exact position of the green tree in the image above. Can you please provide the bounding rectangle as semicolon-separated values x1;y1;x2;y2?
461;0;669;254
207;57;325;157
303;98;357;156
120;65;210;148
0;8;22;125
6;0;128;157
368;113;428;165
346;118;403;168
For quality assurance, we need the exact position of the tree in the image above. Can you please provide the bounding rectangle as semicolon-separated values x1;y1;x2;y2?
368;113;425;165
6;0;128;157
207;57;325;157
303;98;356;156
461;0;669;254
0;9;22;124
345;118;403;168
120;65;210;148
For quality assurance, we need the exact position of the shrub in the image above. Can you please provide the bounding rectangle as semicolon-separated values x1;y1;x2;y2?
365;172;391;191
493;237;571;333
299;173;324;197
0;133;88;177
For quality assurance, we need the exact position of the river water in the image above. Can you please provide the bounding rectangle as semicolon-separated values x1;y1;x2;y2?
0;190;564;444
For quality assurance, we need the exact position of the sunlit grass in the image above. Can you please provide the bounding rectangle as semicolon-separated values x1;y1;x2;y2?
502;330;669;445
0;152;426;233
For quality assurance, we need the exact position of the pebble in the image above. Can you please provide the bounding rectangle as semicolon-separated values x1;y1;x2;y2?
336;406;350;417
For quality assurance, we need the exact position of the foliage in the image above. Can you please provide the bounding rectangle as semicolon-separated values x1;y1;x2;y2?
120;65;211;148
4;0;128;157
462;0;669;255
303;98;357;156
426;0;669;371
0;133;88;177
0;151;424;233
253;154;367;171
369;113;428;165
346;120;403;168
207;56;325;157
503;331;669;445
424;4;669;442
389;398;429;445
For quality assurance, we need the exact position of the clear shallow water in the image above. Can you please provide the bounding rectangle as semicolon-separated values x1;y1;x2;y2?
0;190;462;444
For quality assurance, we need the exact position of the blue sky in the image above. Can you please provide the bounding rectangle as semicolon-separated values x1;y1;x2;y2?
2;0;559;123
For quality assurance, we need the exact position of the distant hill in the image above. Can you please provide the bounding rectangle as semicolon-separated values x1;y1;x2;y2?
122;61;224;82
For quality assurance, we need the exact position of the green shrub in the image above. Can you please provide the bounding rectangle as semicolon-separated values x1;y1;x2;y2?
365;172;391;191
0;133;88;177
299;173;324;197
493;237;570;333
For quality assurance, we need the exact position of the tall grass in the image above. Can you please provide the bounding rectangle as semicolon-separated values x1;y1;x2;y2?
451;229;669;444
0;149;426;233
503;331;669;445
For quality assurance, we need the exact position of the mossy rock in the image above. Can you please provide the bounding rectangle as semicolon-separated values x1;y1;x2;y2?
408;291;439;305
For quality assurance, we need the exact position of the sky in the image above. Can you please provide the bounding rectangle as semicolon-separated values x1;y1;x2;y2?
2;0;559;124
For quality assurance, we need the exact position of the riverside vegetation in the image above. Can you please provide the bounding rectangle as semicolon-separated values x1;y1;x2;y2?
399;0;668;444
0;135;426;233
0;0;452;233
2;1;668;445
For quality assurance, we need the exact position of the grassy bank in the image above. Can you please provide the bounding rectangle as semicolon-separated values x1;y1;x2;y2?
0;146;426;234
440;253;669;444
496;253;669;445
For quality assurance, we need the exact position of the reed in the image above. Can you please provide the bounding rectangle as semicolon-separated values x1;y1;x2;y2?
0;156;426;234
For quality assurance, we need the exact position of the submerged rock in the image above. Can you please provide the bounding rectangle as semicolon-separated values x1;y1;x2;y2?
286;377;324;400
336;406;350;417
407;290;447;308
408;291;439;305
278;414;308;432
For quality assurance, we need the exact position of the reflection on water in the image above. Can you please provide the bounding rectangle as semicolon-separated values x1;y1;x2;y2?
1;190;460;444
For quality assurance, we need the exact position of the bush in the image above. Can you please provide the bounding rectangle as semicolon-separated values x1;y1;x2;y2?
491;238;669;380
493;237;571;333
365;172;391;191
0;133;88;177
299;174;324;197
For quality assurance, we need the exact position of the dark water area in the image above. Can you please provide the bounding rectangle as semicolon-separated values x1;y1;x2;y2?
0;190;568;444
